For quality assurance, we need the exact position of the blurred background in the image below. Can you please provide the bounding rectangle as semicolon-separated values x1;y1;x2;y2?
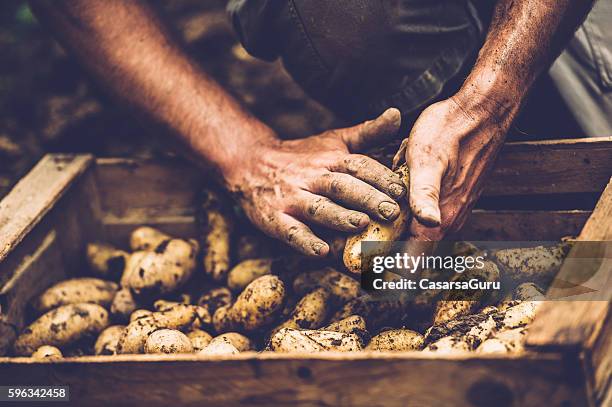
0;0;584;199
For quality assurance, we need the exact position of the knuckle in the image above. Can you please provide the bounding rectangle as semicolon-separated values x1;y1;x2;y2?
307;197;328;217
345;155;369;173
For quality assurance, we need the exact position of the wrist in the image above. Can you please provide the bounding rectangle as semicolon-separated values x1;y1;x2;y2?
455;67;526;124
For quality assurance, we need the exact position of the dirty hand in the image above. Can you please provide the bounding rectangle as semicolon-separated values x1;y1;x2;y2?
223;108;406;256
399;90;517;241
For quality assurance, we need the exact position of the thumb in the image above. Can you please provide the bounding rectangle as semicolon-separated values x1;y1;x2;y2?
408;156;446;227
341;107;402;152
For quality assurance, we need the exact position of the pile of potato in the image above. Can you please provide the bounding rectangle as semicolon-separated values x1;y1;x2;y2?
12;188;569;359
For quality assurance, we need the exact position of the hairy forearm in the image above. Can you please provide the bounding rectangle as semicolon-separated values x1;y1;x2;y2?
30;0;275;177
458;0;593;114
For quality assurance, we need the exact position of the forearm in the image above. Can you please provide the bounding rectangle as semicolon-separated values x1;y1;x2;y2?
458;0;593;116
30;0;275;177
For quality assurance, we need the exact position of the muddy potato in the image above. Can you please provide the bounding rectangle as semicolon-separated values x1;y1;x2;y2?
324;315;367;335
94;325;126;355
144;329;193;354
198;340;239;355
14;303;109;356
432;300;476;326
513;282;545;301
116;304;197;354
270;328;363;353
227;258;273;291
31;345;63;359
111;287;138;322
271;288;330;337
200;189;233;281
367;329;424;351
120;251;148;286
343;164;410;274
501;301;542;329
209;333;252;351
33;278;118;314
492;243;570;284
213;275;285;333
130;309;153;323
195;287;233;327
293;267;361;304
187;329;213;352
125;239;198;297
129;226;170;251
425;312;497;350
331;294;406;330
425;315;497;354
477;327;526;354
86;243;129;280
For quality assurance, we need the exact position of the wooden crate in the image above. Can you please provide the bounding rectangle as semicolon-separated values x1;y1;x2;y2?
0;136;610;407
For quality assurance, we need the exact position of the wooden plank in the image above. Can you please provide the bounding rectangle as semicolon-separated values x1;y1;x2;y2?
485;137;612;196
0;154;93;263
458;210;590;240
0;352;588;406
94;157;202;218
526;179;612;351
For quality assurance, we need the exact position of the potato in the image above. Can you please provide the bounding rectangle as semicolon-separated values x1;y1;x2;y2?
366;329;424;351
116;304;197;354
125;239;198;297
271;288;330;337
425;312;497;348
120;251;148;286
14;303;109;356
213;275;285;333
194;287;233;327
31;345;63;359
227;258;273;291
187;329;213;352
130;309;153;323
94;325;125;355
270;328;363;352
200;189;233;281
343;163;410;274
209;333;252;351
33;277;118;314
425;315;496;354
432;301;476;326
198;340;239;355
501;301;542;329
476;327;526;354
144;329;193;354
86;243;129;280
129;226;170;251
492;243;569;284
293;267;361;304
110;287;138;322
513;282;545;301
324;315;367;335
330;294;406;330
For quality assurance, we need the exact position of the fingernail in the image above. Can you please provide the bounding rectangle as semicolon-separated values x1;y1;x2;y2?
389;183;405;199
378;202;399;220
418;206;441;226
311;242;328;256
349;214;368;227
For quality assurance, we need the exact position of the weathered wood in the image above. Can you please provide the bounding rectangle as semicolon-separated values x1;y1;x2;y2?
0;352;588;407
0;154;93;263
485;137;612;196
526;179;612;353
458;210;590;240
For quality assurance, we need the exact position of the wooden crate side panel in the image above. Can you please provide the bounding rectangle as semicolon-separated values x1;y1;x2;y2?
484;137;612;196
0;154;93;263
526;179;612;351
0;353;588;407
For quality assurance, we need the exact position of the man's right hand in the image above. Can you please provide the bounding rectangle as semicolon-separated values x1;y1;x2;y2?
223;108;406;256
